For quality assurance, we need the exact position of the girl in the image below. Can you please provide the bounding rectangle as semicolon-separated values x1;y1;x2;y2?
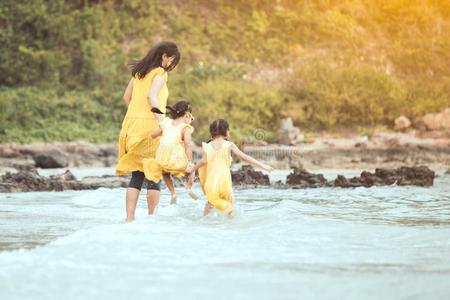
188;119;274;218
116;41;180;222
143;100;198;206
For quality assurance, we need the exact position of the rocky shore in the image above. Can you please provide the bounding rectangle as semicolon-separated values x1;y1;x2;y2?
1;131;450;175
0;164;437;193
0;141;117;173
284;166;435;188
0;169;129;193
0;129;448;193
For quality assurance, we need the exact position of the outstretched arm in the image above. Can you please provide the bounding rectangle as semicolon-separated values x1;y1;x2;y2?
147;75;166;123
230;143;274;172
123;78;133;106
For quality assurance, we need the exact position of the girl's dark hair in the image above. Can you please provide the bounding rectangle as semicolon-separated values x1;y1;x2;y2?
209;119;229;138
130;41;180;79
151;100;192;119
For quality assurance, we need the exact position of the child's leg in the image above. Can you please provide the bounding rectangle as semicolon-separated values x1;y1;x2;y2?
203;202;213;216
185;172;199;200
227;206;236;219
162;173;177;204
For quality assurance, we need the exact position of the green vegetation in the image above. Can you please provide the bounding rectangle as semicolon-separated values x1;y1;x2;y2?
1;0;449;143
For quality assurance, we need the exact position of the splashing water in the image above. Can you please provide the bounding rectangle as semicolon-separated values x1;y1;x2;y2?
1;170;449;300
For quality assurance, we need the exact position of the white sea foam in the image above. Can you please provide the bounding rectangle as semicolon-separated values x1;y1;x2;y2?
0;170;449;300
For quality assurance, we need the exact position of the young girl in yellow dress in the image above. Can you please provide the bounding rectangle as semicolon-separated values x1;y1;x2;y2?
188;119;274;218
143;100;198;205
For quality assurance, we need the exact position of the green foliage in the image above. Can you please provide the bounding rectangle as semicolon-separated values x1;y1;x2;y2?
284;62;407;129
170;64;283;142
0;0;449;143
0;87;123;143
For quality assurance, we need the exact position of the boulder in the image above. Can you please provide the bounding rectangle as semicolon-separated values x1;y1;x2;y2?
231;165;270;186
49;170;77;181
33;150;69;168
0;170;129;193
0;169;50;193
394;115;411;131
285;168;328;188
333;175;363;188
333;166;435;187
421;108;450;131
277;118;304;145
285;166;435;189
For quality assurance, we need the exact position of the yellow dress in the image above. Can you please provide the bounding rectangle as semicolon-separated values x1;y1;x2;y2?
116;67;168;176
198;140;235;213
143;117;194;183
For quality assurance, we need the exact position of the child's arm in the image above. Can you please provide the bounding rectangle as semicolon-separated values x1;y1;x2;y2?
147;75;165;123
151;127;162;139
187;150;207;173
123;78;133;106
182;127;194;171
230;143;274;172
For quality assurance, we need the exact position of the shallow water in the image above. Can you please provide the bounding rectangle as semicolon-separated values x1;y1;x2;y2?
1;170;450;300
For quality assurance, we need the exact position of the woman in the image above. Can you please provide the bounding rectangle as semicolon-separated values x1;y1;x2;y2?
116;41;180;222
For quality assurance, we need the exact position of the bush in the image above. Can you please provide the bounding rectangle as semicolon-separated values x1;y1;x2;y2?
170;64;283;142
0;87;124;143
1;0;449;143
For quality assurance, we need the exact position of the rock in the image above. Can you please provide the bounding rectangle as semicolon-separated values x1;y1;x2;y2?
277;118;304;145
284;166;435;189
333;175;363;188
333;166;435;188
231;165;270;186
421;108;450;131
81;175;129;189
0;170;129;193
33;150;69;168
285;168;328;188
49;170;77;181
394;115;411;131
445;169;450;175
394;166;435;186
0;147;19;158
98;144;117;157
0;169;49;193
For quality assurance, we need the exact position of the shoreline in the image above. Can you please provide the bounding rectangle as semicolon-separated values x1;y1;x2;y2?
1;132;450;175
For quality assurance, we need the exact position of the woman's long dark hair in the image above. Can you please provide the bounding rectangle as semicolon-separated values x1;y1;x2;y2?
130;41;180;79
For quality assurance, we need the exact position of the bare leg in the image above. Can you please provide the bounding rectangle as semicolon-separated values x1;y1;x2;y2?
147;189;160;215
163;173;177;204
227;207;236;219
203;202;213;216
126;187;140;222
185;172;199;200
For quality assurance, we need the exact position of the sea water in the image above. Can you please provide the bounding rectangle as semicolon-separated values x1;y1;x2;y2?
0;170;449;300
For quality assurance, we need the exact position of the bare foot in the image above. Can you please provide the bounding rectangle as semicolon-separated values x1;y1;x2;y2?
186;188;199;200
170;193;177;205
